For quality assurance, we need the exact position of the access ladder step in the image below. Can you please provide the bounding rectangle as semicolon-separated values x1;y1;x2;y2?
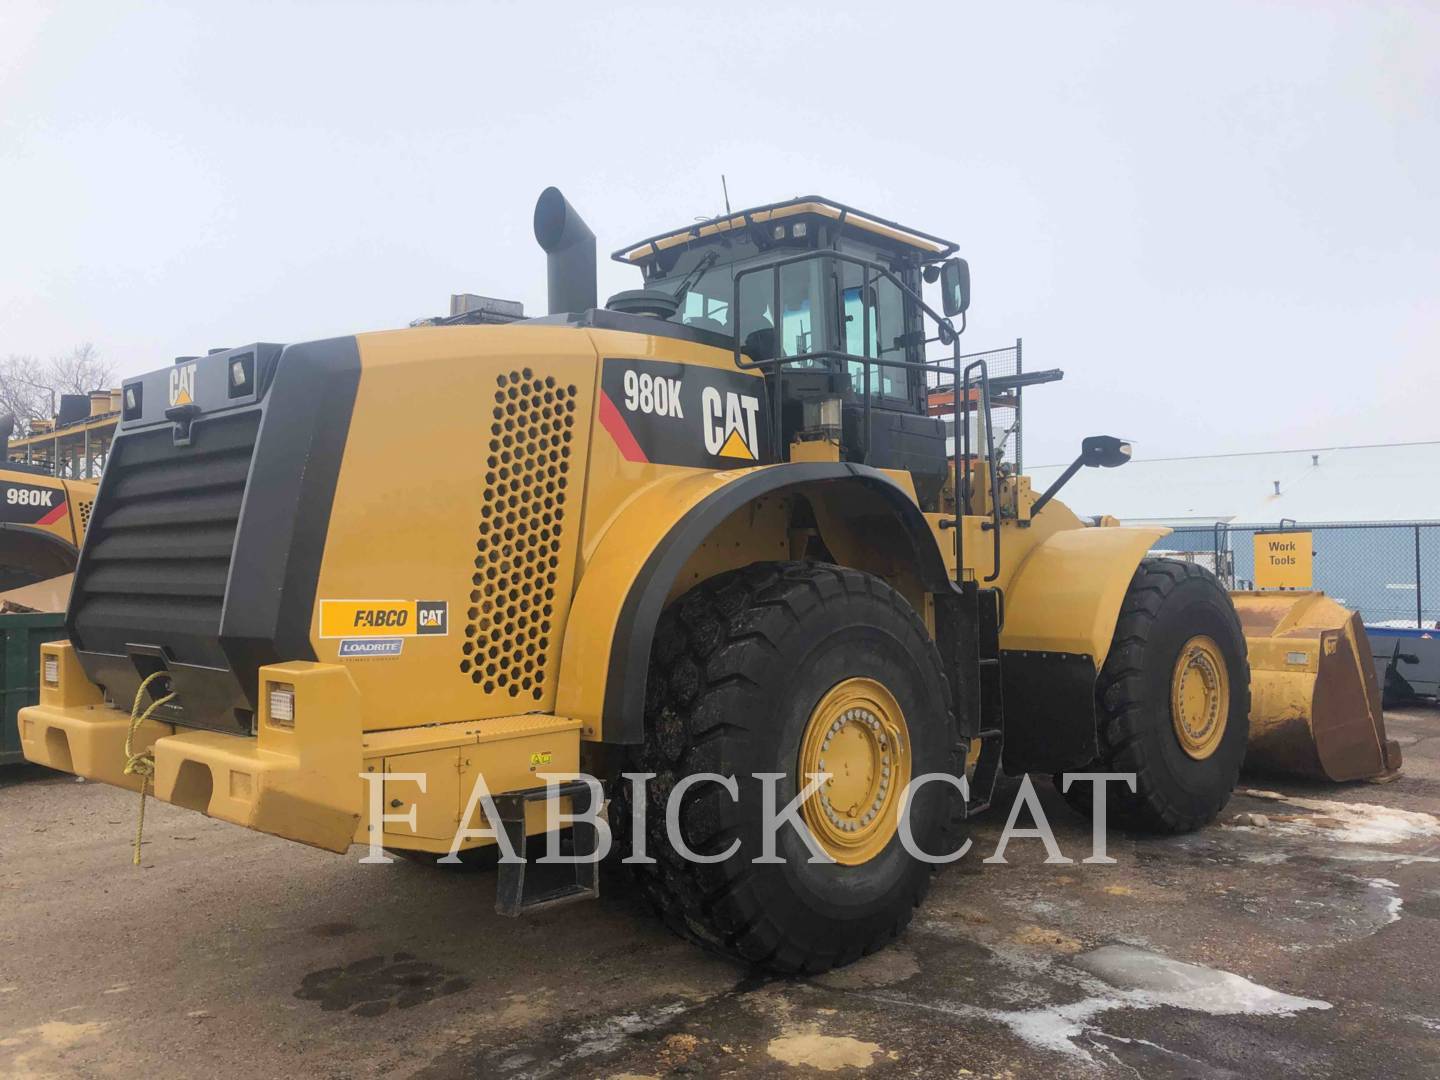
492;779;602;917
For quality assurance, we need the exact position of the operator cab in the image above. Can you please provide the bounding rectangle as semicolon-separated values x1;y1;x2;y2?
609;198;970;506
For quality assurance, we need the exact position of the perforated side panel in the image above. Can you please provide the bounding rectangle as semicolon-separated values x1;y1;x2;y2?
461;369;577;700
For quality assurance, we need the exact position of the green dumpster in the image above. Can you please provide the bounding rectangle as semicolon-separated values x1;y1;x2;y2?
0;612;67;765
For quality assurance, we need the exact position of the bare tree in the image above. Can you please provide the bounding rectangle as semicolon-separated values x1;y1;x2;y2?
47;343;115;399
0;344;117;434
0;354;49;429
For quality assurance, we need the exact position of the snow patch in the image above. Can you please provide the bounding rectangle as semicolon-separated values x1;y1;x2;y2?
1241;790;1440;845
1073;945;1331;1016
1241;851;1290;865
893;945;1331;1063
1326;848;1440;866
1366;878;1404;924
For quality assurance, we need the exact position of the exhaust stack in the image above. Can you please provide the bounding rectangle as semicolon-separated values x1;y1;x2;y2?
533;187;597;316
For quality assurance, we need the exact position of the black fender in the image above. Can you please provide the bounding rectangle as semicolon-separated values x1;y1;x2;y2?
600;462;951;744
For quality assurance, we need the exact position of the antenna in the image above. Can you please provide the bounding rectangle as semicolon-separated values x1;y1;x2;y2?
721;174;732;216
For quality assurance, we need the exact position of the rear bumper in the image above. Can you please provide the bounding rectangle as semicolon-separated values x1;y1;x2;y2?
20;653;364;851
21;640;583;855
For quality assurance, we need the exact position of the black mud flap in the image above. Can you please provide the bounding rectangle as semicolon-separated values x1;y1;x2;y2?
492;780;603;916
999;650;1099;775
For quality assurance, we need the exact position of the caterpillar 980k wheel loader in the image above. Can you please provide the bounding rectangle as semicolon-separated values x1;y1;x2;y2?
21;188;1250;973
0;413;96;596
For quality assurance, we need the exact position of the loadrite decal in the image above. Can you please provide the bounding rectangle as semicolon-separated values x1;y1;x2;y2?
0;482;67;526
168;361;196;407
599;358;769;468
319;600;448;639
338;638;404;658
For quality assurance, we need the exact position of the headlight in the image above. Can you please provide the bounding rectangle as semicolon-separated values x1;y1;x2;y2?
43;656;59;686
267;682;296;728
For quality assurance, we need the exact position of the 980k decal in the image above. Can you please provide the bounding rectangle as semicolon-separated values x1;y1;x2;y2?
599;358;769;468
0;482;68;526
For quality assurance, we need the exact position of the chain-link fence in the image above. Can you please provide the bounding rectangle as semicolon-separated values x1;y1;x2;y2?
936;338;1024;474
1155;522;1440;628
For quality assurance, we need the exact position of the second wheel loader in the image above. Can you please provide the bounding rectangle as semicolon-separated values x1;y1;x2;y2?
0;414;95;595
23;189;1253;972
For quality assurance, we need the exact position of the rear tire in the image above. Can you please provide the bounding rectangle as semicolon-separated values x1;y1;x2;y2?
610;562;962;974
1062;558;1249;833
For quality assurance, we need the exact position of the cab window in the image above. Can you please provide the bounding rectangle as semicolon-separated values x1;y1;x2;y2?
678;269;733;332
733;260;833;369
840;262;909;399
779;260;825;359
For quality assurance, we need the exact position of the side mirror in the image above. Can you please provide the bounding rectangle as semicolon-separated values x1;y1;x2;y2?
1031;435;1132;517
1079;435;1132;469
940;258;970;317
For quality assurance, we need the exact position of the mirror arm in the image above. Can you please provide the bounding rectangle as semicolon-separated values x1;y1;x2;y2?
1030;456;1085;517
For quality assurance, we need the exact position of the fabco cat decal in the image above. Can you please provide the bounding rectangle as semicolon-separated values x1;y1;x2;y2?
319;599;449;639
599;358;768;468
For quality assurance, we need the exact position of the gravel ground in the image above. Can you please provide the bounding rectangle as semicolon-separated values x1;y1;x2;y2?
2;705;1437;1079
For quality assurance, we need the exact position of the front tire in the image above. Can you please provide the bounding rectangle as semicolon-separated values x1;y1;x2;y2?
1063;558;1249;833
611;562;962;974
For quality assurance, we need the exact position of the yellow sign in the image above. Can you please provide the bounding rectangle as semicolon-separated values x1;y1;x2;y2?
1253;532;1313;590
318;599;448;638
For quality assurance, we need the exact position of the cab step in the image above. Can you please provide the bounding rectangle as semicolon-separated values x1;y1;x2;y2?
492;780;602;916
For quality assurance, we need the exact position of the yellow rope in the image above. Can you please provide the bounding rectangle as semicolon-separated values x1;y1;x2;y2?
122;672;176;866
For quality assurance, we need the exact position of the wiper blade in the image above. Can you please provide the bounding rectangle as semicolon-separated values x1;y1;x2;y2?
670;250;719;305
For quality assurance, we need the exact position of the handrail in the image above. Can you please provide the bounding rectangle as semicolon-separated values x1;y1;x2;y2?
727;250;971;586
962;358;1001;582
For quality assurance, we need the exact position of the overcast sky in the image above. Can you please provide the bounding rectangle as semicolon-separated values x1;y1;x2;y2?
2;1;1436;465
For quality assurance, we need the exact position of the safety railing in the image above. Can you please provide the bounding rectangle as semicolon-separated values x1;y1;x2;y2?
728;251;987;586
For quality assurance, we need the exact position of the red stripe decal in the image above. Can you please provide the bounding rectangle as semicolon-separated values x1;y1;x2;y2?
37;501;67;526
598;391;648;463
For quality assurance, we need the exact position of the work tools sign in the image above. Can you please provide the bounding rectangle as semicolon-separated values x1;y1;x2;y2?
599;357;769;468
1253;532;1314;590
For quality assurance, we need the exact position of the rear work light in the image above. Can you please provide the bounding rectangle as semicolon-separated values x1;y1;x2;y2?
267;682;296;729
228;352;255;398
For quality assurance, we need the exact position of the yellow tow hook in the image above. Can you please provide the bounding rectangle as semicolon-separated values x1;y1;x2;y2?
122;672;176;866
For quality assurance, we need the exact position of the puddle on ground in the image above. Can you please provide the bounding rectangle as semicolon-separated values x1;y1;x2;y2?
811;946;920;990
306;920;359;938
294;952;469;1017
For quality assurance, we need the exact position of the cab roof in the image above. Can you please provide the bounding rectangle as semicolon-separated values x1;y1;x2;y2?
611;196;958;265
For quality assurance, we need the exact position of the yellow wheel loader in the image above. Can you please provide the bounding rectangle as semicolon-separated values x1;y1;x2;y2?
1146;545;1402;783
0;414;95;595
22;190;1252;972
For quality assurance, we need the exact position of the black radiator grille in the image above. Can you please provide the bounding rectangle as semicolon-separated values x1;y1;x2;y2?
70;410;260;672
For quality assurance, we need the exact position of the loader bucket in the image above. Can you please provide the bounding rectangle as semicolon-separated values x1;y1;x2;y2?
1233;591;1403;782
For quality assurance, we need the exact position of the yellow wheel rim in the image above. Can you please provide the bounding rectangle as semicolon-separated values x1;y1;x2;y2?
797;677;912;866
1170;635;1229;760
